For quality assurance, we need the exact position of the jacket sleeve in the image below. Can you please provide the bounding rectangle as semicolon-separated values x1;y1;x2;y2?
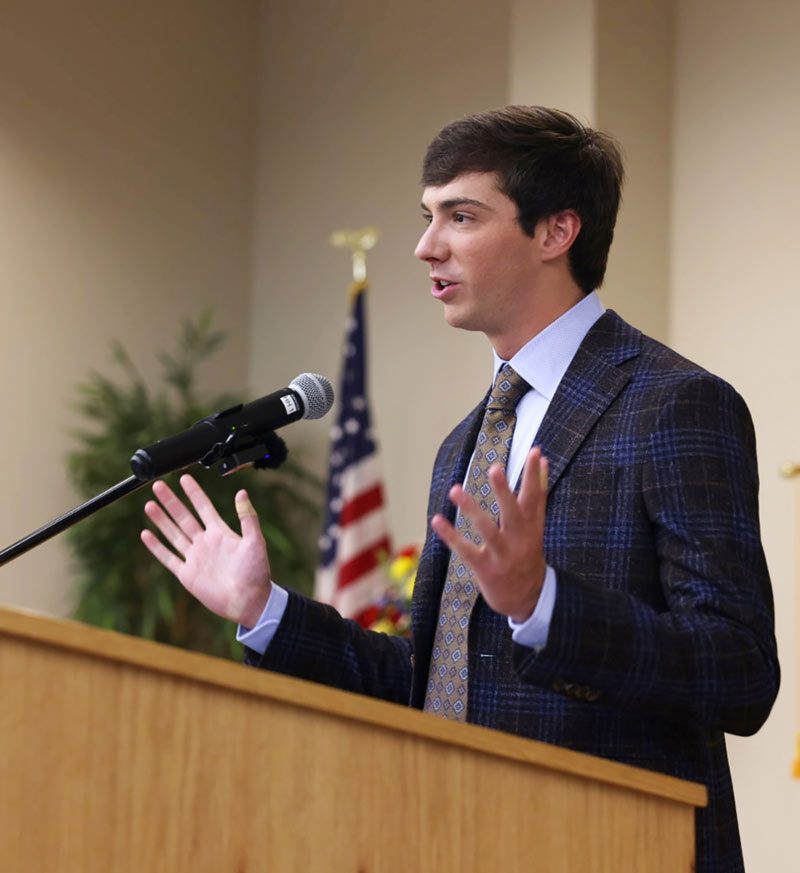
243;588;413;705
513;373;780;735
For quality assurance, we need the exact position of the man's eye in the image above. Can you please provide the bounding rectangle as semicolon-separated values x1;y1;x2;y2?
422;214;433;225
453;213;469;223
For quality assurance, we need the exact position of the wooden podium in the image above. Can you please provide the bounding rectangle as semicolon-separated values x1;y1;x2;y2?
0;604;706;872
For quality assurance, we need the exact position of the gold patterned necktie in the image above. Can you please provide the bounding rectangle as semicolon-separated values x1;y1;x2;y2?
423;364;531;721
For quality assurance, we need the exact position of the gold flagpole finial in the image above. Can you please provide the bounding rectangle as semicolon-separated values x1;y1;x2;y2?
330;226;379;283
780;461;800;479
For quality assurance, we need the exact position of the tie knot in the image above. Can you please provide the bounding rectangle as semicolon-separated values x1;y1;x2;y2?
487;364;530;410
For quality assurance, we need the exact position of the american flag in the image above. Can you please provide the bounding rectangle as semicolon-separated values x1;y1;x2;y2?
314;280;392;621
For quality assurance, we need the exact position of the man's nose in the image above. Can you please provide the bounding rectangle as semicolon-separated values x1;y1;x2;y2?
414;224;446;262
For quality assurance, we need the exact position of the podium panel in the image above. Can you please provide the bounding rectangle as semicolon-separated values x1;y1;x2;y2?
0;605;706;872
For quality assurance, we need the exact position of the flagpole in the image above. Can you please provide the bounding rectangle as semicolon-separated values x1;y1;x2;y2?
781;459;800;778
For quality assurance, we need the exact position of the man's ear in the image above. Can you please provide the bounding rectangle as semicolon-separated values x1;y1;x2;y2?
538;210;582;262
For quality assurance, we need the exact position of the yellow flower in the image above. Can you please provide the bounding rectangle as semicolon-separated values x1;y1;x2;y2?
369;617;397;635
403;571;416;600
389;555;416;581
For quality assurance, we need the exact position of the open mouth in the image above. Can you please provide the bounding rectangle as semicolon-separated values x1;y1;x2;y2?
431;279;458;299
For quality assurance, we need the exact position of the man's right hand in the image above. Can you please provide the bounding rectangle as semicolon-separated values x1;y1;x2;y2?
140;473;271;628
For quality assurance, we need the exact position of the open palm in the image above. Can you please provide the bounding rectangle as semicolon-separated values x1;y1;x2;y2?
140;474;272;628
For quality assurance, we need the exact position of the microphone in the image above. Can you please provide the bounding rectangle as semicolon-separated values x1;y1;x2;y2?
130;373;334;481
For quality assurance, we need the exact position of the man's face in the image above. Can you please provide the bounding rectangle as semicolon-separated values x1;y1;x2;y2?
415;172;543;347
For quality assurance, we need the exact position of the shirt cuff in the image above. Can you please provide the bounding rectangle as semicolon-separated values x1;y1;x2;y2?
236;583;288;655
507;565;557;652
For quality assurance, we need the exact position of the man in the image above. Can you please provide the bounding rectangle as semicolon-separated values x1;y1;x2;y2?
141;106;779;873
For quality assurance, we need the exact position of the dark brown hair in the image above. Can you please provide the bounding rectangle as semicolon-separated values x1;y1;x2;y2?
422;106;624;293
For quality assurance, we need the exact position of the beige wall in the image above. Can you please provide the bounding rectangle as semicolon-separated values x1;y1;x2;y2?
595;0;673;342
671;0;800;866
509;0;596;121
0;0;258;613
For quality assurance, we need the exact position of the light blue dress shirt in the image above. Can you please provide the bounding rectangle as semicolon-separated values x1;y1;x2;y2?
238;292;605;656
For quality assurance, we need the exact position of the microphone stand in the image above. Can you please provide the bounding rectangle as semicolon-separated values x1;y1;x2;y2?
0;475;148;568
0;430;288;569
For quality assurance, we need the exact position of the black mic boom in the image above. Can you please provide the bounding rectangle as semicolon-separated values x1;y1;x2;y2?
130;373;334;481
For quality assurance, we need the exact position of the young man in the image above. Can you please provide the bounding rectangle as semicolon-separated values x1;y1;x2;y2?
141;107;779;873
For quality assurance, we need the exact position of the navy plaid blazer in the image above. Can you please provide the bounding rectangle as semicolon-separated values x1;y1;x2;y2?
246;310;779;873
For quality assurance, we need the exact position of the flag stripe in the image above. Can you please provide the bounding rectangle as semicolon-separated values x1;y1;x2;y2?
340;484;385;526
338;536;391;588
335;509;390;565
333;567;391;618
314;564;338;605
338;455;384;501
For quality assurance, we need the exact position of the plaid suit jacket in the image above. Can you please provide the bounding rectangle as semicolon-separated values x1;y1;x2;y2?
246;310;779;873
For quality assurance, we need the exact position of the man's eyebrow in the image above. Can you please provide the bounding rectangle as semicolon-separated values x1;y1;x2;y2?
420;197;492;212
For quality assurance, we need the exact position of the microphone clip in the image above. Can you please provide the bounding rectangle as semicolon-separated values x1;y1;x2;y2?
214;429;289;477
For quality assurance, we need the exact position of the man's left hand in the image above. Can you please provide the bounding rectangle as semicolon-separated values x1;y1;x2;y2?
430;447;549;623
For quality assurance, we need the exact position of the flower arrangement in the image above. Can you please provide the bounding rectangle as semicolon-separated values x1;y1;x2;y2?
358;545;419;637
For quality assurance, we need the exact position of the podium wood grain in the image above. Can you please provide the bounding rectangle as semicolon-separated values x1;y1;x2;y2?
0;605;706;872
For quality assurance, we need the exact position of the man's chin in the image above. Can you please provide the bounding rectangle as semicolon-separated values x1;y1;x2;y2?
442;304;482;333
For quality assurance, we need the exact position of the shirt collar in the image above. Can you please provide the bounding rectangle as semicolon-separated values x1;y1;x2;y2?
491;291;606;401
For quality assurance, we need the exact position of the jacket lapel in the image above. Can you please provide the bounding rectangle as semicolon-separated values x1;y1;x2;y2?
533;310;640;491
